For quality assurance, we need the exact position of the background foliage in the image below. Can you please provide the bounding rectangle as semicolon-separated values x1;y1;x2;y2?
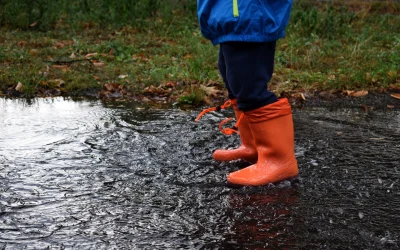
0;0;196;30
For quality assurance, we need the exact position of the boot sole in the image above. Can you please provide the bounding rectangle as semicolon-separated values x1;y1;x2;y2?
226;174;300;189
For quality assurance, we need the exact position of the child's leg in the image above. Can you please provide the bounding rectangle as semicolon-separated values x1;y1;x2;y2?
218;46;235;100
213;45;257;162
218;42;299;186
220;42;278;111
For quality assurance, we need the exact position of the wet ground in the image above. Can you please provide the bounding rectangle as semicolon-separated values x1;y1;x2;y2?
0;97;399;249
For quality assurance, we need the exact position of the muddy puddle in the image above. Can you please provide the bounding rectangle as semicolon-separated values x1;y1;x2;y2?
0;97;399;249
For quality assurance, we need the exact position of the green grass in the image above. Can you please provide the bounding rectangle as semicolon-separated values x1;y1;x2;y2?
277;0;400;92
0;0;399;103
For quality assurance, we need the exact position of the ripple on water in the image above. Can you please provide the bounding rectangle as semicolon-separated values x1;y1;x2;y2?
0;98;399;249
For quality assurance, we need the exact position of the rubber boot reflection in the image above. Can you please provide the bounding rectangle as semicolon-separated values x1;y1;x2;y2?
223;188;300;249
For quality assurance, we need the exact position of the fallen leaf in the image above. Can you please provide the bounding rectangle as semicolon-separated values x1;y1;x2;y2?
48;79;65;87
93;61;105;67
52;65;69;69
70;53;77;59
30;21;38;27
85;53;98;58
390;93;400;99
344;90;354;95
389;84;400;91
120;88;127;95
104;83;119;92
159;81;176;89
144;85;169;96
99;90;110;97
205;80;220;87
167;81;176;88
118;75;128;79
351;90;368;97
200;85;222;97
132;54;149;61
29;49;38;56
53;42;65;49
204;96;212;104
15;82;24;92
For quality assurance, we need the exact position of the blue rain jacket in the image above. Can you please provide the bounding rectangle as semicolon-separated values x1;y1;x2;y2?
197;0;293;45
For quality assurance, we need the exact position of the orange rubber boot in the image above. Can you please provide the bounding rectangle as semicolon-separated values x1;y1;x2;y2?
227;98;299;186
213;100;257;162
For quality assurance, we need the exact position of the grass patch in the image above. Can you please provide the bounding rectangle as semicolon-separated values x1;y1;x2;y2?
179;85;206;105
0;0;399;103
275;0;400;93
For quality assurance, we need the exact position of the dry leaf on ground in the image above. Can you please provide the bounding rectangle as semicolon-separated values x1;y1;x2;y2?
29;49;38;56
53;42;66;49
144;85;170;95
200;86;222;97
104;83;119;92
350;90;368;97
85;53;98;58
93;61;106;67
52;65;69;69
15;82;24;92
390;93;400;99
159;81;176;88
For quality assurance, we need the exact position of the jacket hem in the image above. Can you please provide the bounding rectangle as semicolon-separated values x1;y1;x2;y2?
211;32;285;45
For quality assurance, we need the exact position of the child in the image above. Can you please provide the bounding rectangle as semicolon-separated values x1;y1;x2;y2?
197;0;299;186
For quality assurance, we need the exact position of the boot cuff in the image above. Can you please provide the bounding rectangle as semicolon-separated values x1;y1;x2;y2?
245;98;292;123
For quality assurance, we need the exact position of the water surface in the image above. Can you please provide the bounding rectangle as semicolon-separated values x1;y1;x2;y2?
0;97;399;249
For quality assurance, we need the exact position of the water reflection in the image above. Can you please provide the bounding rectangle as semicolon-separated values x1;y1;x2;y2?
223;186;300;249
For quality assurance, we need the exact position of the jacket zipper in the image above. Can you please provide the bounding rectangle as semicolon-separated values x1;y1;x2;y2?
233;0;239;17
